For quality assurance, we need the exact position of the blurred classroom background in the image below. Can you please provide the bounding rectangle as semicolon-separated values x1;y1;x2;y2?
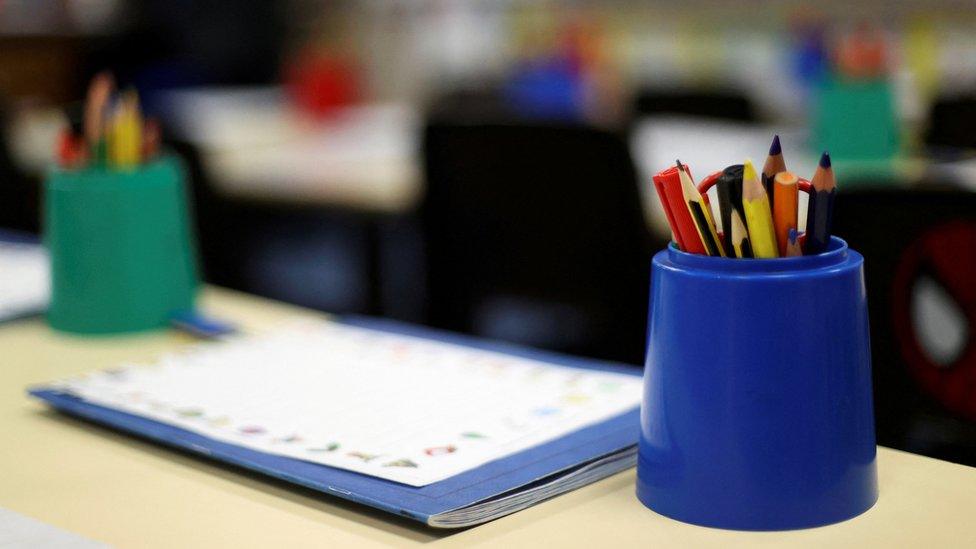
3;0;976;465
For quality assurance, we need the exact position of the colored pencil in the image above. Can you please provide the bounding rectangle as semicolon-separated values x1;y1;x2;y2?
56;129;86;169
715;164;744;257
142;118;161;161
742;159;778;258
804;151;836;254
652;170;685;250
677;160;724;256
772;171;799;256
761;134;786;200
653;165;706;254
785;228;802;257
84;72;114;167
730;209;753;258
108;90;143;169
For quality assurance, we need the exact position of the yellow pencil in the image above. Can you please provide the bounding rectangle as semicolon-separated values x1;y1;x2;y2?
677;160;725;257
107;103;121;167
109;90;142;169
742;159;778;258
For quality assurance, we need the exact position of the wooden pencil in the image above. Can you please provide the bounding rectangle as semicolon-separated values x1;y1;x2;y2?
742;158;778;258
677;160;724;257
84;72;114;166
142;118;161;162
785;228;802;257
772;171;799;256
109;90;143;169
730;209;753;258
652;171;686;250
804;151;836;254
761;134;786;200
715;164;744;257
653;166;706;254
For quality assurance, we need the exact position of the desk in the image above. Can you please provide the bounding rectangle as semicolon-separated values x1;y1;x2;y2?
2;287;976;548
160;87;422;214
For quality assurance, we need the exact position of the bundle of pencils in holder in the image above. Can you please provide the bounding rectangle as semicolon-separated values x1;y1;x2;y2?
56;72;161;171
652;135;837;258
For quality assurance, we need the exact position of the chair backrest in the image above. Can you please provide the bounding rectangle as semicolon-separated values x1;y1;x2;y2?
634;89;757;122
925;95;976;152
834;185;976;466
422;121;652;364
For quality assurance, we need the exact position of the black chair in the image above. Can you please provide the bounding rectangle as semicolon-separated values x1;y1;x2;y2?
634;89;757;122
834;185;976;466
924;95;976;153
168;138;381;316
0;100;40;233
422;121;655;365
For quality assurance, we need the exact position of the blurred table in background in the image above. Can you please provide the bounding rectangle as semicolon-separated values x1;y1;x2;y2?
160;87;423;214
155;87;425;316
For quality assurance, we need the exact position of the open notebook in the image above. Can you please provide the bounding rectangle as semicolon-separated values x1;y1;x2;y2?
30;317;643;528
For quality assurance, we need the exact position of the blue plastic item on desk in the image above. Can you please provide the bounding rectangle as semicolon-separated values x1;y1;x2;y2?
504;58;584;121
637;237;878;530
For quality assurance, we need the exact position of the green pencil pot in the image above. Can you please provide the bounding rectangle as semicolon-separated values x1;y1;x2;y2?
812;76;900;162
44;156;199;334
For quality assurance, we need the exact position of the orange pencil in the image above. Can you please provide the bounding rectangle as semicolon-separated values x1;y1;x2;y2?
785;228;802;257
772;171;799;256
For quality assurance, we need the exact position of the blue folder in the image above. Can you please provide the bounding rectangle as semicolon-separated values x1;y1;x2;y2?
30;316;642;528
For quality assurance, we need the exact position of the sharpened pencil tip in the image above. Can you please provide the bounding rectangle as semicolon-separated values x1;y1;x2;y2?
769;134;782;156
819;151;831;168
743;158;757;181
675;159;684;171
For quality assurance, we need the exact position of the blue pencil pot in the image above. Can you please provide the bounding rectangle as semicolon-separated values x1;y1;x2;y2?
636;237;878;530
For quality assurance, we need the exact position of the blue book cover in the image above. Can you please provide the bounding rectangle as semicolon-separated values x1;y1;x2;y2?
29;316;642;528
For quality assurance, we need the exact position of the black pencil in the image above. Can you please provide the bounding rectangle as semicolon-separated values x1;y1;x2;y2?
715;164;744;257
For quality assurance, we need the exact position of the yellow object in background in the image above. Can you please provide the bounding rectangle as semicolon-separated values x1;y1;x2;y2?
108;90;143;169
905;15;939;104
741;159;778;258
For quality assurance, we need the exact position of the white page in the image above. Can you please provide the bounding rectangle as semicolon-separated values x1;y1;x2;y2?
50;320;642;486
0;241;49;321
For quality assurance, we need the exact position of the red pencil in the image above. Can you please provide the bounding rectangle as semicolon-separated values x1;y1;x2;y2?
653;166;706;254
652;173;684;249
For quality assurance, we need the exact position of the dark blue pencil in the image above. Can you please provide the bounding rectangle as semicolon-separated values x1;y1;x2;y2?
804;151;836;254
762;135;786;201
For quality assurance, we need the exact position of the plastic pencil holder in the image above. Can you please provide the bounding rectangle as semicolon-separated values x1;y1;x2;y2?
812;76;900;162
636;237;878;530
44;156;200;334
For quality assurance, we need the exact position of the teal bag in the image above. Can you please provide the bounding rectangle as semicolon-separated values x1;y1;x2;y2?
44;156;199;334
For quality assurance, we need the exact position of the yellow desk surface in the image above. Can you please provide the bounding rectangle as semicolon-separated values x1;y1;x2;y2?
3;287;975;548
